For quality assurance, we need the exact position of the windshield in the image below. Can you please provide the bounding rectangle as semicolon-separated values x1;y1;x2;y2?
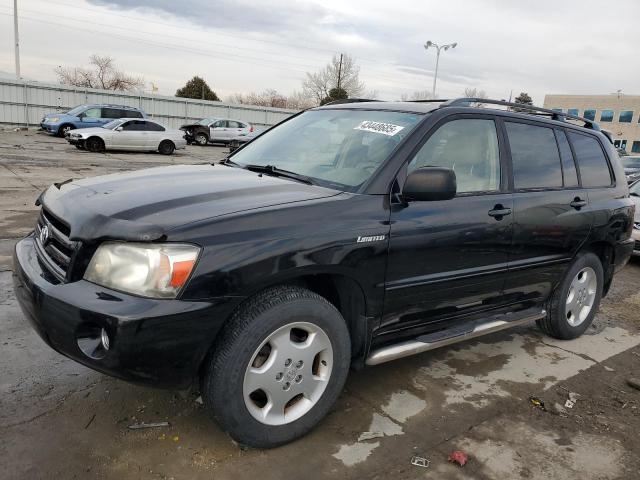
622;157;640;169
230;109;422;190
198;118;216;126
102;119;126;130
66;105;88;116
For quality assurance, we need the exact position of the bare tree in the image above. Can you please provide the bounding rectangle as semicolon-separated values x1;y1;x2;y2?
462;88;488;107
303;54;365;105
55;55;144;91
400;90;434;101
227;89;315;110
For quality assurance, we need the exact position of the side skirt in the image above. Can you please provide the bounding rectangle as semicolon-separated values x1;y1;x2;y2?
365;308;546;366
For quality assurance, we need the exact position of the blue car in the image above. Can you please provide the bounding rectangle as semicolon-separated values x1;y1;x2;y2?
40;104;146;136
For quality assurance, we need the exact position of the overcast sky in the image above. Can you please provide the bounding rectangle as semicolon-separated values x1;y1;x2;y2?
0;0;637;104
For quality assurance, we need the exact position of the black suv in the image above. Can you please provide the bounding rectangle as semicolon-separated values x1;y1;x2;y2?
13;98;635;448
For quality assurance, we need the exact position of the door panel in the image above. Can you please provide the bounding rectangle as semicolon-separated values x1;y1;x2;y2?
380;115;513;343
503;190;592;304
381;194;513;341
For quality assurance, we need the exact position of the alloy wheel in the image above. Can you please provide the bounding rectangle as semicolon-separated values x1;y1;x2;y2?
243;322;333;426
565;266;597;326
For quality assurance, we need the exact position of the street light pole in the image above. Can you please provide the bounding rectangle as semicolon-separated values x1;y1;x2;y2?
424;41;457;98
14;0;21;78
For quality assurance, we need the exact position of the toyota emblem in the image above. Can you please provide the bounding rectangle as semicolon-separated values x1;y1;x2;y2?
39;225;50;245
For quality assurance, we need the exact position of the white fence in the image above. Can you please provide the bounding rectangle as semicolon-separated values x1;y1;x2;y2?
0;78;299;129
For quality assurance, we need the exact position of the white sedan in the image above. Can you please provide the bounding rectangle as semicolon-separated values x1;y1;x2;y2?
67;119;187;155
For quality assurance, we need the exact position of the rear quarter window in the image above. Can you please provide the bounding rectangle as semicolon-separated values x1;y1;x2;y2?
567;132;613;187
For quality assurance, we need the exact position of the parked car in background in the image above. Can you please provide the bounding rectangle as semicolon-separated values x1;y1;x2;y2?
180;118;254;145
66;118;186;155
40;104;146;137
621;156;640;184
630;180;640;255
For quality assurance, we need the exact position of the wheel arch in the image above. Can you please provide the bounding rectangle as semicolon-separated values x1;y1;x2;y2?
196;271;372;384
582;240;615;296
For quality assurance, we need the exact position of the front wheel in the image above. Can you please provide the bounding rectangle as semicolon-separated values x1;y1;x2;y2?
85;136;105;153
538;252;603;340
202;286;351;448
195;133;209;146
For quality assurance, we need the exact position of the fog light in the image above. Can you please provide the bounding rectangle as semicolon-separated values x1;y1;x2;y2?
101;328;110;351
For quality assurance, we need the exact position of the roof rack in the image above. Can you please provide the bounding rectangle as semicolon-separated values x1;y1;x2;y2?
440;98;601;132
324;98;380;105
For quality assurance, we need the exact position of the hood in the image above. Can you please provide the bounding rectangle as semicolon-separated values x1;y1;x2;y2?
180;124;203;130
71;127;108;136
40;164;339;242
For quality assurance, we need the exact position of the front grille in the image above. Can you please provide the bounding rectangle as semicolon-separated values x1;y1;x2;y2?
34;209;78;282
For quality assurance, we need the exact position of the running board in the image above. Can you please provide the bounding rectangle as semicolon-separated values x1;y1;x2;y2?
365;310;546;366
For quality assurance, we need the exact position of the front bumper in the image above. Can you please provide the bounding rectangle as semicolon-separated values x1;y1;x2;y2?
40;123;59;134
12;235;233;389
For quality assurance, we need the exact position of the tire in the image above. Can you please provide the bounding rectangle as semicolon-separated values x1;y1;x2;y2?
538;252;604;340
202;286;351;448
158;140;175;155
85;136;105;153
58;124;74;137
195;133;209;146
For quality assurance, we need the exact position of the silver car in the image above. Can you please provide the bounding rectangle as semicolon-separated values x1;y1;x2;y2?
67;119;187;155
180;118;254;145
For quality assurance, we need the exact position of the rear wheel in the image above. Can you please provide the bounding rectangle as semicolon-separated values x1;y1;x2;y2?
538;252;603;340
85;136;105;153
202;286;351;448
58;124;74;137
158;140;175;155
195;133;209;146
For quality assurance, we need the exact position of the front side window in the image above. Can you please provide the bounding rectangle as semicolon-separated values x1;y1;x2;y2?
122;120;146;131
568;132;612;187
408;118;500;193
600;110;614;122
212;120;227;128
583;109;596;121
83;108;101;118
619;111;633;123
231;109;422;191
506;122;562;189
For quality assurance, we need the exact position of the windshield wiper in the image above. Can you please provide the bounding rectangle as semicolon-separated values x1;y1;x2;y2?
220;157;241;167
244;164;314;185
630;192;639;197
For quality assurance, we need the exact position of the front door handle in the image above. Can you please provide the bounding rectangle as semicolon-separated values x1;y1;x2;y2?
488;205;512;219
570;198;587;210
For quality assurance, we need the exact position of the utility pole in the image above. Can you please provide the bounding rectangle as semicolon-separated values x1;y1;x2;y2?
337;53;343;91
14;0;21;78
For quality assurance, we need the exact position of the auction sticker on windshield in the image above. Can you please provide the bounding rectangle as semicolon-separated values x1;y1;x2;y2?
354;121;405;136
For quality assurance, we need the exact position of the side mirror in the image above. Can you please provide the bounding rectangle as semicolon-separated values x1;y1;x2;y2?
77;113;85;119
403;166;456;201
115;126;123;131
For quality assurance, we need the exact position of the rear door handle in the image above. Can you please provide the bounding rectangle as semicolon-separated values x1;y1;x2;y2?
570;198;587;210
488;205;512;219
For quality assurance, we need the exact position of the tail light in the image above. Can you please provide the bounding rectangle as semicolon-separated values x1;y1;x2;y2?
250;125;254;132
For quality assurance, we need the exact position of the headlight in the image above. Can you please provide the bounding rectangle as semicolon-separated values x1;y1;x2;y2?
84;242;200;298
48;117;59;123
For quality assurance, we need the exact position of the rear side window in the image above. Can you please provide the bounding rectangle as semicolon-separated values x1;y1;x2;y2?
408;118;500;193
506;122;562;189
555;130;579;187
122;109;143;118
145;121;165;131
568;132;612;187
101;108;122;119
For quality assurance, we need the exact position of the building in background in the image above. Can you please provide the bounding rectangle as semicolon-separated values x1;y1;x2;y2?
543;94;640;154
